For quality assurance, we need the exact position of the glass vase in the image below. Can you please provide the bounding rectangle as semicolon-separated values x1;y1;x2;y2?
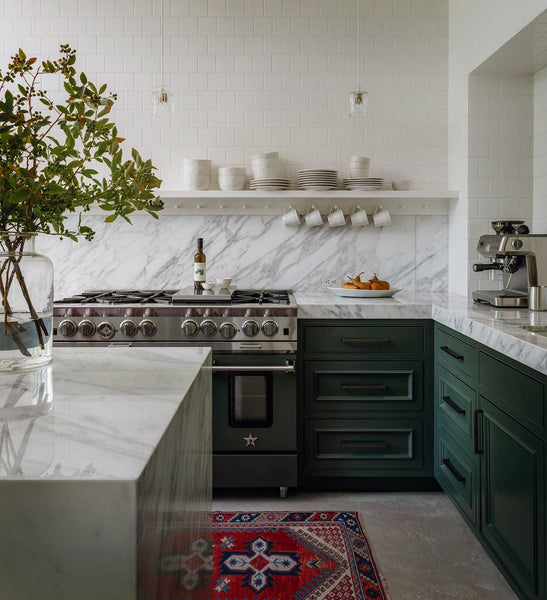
0;232;53;372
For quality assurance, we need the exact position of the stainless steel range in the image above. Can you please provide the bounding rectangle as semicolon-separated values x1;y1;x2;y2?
53;288;297;497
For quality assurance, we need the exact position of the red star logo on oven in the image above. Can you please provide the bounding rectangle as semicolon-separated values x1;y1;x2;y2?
243;433;258;447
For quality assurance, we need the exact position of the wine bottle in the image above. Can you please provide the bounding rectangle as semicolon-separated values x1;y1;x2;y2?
194;238;206;290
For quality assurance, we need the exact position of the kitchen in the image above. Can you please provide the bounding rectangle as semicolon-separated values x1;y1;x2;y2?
1;1;547;599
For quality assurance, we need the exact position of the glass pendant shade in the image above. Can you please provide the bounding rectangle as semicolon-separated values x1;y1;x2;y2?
152;85;174;119
349;89;369;118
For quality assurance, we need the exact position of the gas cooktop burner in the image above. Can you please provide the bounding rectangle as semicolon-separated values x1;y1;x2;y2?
54;290;179;305
54;289;291;306
231;290;290;305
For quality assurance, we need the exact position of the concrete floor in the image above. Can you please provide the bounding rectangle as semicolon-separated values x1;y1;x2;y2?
213;490;519;600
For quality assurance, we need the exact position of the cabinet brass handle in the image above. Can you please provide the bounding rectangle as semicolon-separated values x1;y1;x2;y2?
442;395;466;414
341;338;390;344
341;384;388;391
440;345;464;360
341;441;389;449
474;409;484;454
442;458;466;483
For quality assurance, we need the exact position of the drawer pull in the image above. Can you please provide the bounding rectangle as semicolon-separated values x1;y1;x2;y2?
474;409;483;454
440;345;464;360
341;384;388;391
442;458;466;483
442;395;466;415
341;338;390;344
341;441;389;449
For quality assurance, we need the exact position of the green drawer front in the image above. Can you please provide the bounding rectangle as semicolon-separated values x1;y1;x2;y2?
304;418;424;473
435;423;478;528
436;364;476;446
436;328;479;381
304;360;423;413
480;352;544;432
304;325;425;355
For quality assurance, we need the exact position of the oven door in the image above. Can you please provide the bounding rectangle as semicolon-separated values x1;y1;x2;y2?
212;353;297;489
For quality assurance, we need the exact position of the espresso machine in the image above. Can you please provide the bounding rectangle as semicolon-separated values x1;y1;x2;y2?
472;220;547;310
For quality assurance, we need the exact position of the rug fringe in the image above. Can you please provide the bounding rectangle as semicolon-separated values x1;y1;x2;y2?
356;511;392;600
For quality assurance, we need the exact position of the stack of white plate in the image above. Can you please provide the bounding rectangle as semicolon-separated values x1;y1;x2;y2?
343;177;384;191
250;178;291;191
297;169;339;190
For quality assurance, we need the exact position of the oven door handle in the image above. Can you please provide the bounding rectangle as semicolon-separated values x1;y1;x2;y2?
211;363;295;374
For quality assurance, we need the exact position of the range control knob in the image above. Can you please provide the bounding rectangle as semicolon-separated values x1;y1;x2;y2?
242;320;260;337
120;319;138;337
139;319;157;337
200;320;217;336
181;319;199;337
97;321;116;340
78;319;96;337
58;319;77;337
262;320;279;337
219;322;237;339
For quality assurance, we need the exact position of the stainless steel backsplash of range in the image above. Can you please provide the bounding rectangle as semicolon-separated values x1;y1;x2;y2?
53;288;298;497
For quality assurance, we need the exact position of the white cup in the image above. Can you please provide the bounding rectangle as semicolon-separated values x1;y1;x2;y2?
373;205;392;227
349;165;370;177
183;158;212;190
350;205;369;226
304;205;323;227
282;205;301;227
219;167;246;190
251;151;279;161
327;205;346;227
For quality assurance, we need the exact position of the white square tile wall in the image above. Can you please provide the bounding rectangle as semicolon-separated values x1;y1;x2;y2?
1;0;451;294
0;0;449;190
468;72;533;290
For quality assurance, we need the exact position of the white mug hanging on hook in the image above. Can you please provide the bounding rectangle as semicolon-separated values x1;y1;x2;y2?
327;205;346;227
350;205;369;226
304;205;323;227
282;205;301;227
373;205;391;227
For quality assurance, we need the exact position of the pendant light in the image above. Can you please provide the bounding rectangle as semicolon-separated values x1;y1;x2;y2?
349;0;368;118
152;0;174;119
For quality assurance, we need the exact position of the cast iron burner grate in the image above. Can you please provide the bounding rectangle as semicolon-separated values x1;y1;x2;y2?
231;290;290;305
54;290;179;305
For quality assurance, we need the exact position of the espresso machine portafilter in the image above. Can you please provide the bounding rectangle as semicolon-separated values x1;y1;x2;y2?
472;221;547;310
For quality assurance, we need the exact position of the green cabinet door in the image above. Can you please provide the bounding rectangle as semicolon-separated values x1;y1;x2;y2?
480;396;545;600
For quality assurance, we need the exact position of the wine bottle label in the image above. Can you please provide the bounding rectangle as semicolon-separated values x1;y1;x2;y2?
194;262;206;282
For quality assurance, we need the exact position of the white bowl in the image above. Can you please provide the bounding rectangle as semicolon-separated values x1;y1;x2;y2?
392;180;411;191
219;176;246;191
216;278;232;288
219;167;246;176
201;282;216;290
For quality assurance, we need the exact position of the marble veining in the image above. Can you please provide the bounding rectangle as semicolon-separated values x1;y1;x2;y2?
36;213;448;297
294;290;547;375
0;347;212;600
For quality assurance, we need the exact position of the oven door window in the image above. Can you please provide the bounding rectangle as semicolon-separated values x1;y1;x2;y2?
229;372;273;428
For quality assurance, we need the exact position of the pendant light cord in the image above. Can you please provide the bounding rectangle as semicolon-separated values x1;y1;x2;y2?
160;0;164;88
356;0;360;89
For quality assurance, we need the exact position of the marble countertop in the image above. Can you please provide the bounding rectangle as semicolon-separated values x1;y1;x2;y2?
294;290;547;375
0;346;211;480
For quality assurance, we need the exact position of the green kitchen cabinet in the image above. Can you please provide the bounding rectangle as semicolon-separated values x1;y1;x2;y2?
434;323;546;600
299;319;434;485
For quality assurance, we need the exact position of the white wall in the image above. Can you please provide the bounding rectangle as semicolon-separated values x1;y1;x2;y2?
534;65;547;233
0;0;450;294
449;0;547;296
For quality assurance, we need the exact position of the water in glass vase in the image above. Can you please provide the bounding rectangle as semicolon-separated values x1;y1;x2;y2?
0;233;53;372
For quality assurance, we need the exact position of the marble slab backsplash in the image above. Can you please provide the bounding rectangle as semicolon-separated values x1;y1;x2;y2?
37;214;448;297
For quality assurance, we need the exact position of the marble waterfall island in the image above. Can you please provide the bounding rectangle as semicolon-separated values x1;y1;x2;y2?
0;346;212;600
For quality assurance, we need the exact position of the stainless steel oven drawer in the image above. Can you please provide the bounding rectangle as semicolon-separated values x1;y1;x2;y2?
213;454;297;487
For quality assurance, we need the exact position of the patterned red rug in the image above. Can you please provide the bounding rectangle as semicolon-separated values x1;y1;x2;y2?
140;510;389;599
212;510;389;600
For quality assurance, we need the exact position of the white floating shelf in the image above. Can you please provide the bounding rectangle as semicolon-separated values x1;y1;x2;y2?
155;190;458;216
84;190;458;217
